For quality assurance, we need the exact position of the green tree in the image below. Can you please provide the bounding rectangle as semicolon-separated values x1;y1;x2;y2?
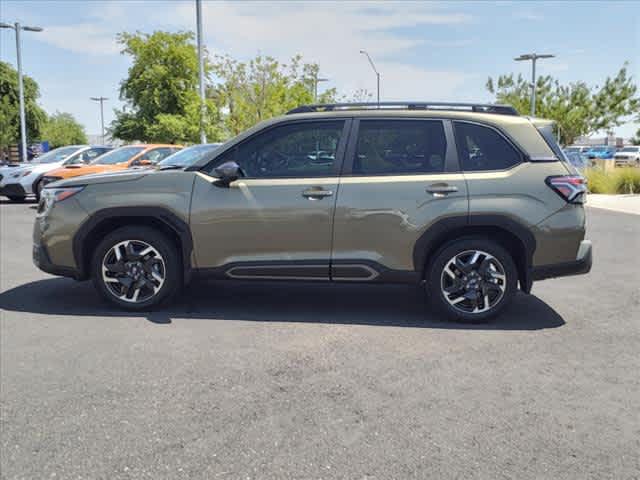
40;111;87;147
0;61;47;149
630;128;640;145
210;54;337;136
110;31;221;143
486;64;639;145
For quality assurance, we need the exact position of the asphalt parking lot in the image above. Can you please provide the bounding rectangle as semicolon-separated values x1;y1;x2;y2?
1;200;639;479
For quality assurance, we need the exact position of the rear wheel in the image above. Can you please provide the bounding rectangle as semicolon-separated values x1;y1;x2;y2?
91;226;181;310
427;238;517;323
34;180;44;201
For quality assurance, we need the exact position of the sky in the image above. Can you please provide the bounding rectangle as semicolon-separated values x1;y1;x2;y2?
1;0;639;139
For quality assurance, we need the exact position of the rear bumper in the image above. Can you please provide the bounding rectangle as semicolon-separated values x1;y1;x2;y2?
532;240;592;281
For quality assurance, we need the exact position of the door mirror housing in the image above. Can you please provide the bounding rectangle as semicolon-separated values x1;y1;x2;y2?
213;161;243;185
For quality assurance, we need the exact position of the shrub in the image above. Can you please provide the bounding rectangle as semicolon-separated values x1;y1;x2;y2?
613;167;640;194
584;167;640;194
584;168;615;194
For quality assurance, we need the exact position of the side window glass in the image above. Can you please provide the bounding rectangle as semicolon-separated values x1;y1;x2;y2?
454;122;521;171
213;121;344;178
354;120;447;175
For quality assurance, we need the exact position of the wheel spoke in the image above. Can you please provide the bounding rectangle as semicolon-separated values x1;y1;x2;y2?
455;257;472;274
102;239;166;304
104;260;126;274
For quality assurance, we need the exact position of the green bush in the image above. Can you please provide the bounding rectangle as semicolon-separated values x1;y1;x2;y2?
584;167;640;194
613;167;640;194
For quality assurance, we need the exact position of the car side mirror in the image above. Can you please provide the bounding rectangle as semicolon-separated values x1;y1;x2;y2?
213;161;243;186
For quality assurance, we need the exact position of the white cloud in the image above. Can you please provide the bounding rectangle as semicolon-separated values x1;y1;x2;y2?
38;24;120;56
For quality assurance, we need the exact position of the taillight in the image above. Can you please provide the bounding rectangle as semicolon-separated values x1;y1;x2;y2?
546;175;587;203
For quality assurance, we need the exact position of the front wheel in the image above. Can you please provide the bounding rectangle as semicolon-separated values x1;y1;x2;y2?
91;226;181;310
427;238;518;323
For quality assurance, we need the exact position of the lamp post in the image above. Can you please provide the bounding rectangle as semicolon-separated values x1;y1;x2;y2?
90;97;108;144
1;22;43;161
313;75;329;102
195;0;207;143
514;53;555;117
359;50;380;107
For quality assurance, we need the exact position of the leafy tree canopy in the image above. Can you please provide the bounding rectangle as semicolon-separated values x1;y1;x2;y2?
486;63;639;145
0;61;47;148
40;111;88;148
110;31;221;143
210;54;337;136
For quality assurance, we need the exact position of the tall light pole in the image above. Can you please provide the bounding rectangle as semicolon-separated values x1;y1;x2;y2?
1;22;43;161
359;50;380;107
514;53;555;117
313;74;329;102
195;0;207;143
90;97;108;144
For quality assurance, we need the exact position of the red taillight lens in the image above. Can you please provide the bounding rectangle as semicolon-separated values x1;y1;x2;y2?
546;175;587;203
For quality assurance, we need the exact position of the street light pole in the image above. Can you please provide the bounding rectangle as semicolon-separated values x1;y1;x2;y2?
90;97;108;144
514;52;555;117
195;0;207;143
313;74;329;102
360;50;380;107
1;22;43;161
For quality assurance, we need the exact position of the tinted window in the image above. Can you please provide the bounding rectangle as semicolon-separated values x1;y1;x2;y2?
158;144;221;168
354;120;447;175
139;148;178;164
215;121;344;178
454;122;521;171
32;146;83;164
95;146;146;165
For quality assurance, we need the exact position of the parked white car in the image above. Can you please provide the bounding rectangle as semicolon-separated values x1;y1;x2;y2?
0;145;111;201
613;146;640;167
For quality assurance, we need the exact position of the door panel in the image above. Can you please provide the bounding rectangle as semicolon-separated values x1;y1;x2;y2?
331;118;468;275
190;119;350;275
190;174;339;271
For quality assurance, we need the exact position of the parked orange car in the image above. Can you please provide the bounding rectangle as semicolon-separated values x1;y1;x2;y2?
41;144;182;186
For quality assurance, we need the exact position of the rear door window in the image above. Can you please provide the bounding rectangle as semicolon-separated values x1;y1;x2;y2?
454;122;522;171
353;120;447;175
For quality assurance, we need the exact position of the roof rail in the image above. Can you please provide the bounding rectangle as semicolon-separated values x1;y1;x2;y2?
286;101;519;116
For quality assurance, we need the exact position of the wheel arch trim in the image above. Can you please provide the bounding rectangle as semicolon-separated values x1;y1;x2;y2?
72;206;193;281
412;214;536;292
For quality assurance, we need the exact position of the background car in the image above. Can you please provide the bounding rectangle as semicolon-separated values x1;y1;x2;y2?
563;149;588;172
155;143;222;170
613;146;640;167
41;144;182;186
0;145;112;201
586;145;616;159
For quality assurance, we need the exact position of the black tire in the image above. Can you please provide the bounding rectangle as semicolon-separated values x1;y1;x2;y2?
426;237;518;323
34;180;43;202
91;226;181;311
6;195;26;202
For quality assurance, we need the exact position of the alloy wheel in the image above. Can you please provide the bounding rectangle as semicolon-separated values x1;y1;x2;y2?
440;249;506;314
101;240;166;303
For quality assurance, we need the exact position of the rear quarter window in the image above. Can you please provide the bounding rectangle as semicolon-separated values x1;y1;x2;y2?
453;122;522;171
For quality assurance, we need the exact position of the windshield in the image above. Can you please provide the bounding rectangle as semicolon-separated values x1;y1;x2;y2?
32;146;83;164
94;146;145;165
620;147;639;152
157;144;221;168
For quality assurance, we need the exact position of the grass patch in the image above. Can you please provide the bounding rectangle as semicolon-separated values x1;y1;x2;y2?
584;167;640;194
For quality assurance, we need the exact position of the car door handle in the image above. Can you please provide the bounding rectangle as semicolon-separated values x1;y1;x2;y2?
426;184;458;195
302;188;333;200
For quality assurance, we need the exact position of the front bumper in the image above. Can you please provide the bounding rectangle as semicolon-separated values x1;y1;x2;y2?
32;243;81;279
0;183;27;197
531;240;592;281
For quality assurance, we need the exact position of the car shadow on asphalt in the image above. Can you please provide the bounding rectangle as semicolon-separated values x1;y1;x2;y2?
0;277;565;330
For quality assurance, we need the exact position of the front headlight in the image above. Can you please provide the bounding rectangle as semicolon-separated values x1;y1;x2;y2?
38;186;85;216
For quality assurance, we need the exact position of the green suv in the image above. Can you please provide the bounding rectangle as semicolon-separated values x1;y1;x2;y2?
33;102;592;322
